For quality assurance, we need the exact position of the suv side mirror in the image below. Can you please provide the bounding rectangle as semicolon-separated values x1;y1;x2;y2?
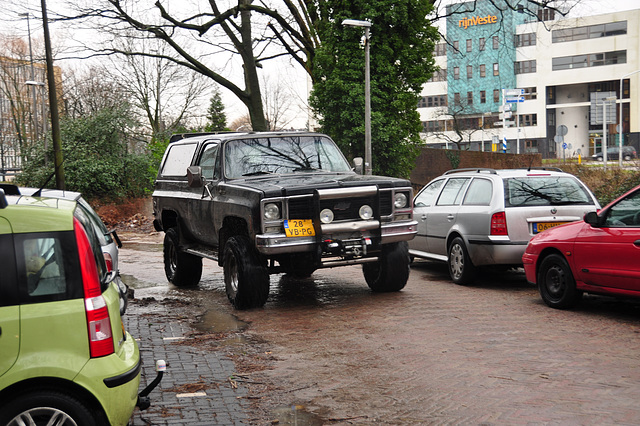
187;166;204;188
0;189;7;209
352;157;364;175
584;211;600;227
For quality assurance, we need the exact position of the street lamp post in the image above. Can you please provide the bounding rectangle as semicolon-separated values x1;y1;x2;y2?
619;70;640;168
342;19;372;175
19;12;39;141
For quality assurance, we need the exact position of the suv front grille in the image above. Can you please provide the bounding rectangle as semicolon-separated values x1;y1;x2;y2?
287;192;393;221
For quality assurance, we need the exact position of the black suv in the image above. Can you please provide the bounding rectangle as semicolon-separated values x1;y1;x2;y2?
152;132;417;308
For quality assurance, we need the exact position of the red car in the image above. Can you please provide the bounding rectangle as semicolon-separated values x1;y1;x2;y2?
523;184;640;309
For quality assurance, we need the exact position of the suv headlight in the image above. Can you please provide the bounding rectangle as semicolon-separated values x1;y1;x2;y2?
264;203;281;220
394;192;408;209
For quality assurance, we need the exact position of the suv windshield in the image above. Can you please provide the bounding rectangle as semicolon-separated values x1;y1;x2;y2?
504;176;593;207
224;135;352;179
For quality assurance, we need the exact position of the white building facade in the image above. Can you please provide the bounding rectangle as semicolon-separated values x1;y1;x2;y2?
418;1;640;159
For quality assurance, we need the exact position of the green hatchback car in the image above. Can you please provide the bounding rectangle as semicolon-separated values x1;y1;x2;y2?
0;188;162;425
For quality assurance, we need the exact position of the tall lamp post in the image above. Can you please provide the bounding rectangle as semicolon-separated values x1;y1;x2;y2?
618;70;640;168
19;12;39;141
342;19;372;175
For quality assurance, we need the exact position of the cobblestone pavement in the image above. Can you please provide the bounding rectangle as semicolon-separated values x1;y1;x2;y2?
120;232;640;425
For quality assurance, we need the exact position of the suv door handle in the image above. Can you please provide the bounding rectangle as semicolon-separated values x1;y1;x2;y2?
420;214;427;221
447;214;455;221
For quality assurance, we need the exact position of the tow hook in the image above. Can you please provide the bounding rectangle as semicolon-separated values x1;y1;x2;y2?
137;359;166;410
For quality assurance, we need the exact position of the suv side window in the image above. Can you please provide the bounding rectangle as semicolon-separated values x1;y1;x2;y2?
463;178;492;205
199;143;220;180
414;179;444;207
160;143;198;177
437;178;471;206
16;232;83;304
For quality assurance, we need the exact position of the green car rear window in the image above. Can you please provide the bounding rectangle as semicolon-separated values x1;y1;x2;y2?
15;231;83;305
504;176;593;207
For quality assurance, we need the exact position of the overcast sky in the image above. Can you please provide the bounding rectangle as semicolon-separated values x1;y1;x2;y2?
1;0;639;129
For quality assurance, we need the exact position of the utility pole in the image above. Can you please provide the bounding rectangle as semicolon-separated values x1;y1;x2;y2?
41;0;65;189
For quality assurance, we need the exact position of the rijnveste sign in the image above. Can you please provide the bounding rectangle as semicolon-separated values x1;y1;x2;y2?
458;15;498;29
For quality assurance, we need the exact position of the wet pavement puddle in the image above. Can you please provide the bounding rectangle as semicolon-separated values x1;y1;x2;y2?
271;405;324;426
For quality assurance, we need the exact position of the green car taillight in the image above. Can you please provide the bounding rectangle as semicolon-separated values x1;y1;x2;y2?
75;218;114;358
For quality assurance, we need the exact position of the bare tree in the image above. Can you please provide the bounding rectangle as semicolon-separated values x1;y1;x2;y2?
104;36;209;139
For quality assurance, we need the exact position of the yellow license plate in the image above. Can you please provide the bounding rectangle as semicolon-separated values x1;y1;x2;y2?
284;219;315;237
533;221;568;234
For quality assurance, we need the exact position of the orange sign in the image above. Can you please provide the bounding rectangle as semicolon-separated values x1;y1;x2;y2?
459;15;498;29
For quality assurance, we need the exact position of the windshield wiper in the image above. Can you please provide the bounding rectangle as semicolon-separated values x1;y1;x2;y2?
242;171;273;176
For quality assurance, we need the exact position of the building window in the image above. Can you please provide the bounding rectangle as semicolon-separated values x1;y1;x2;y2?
552;21;627;43
479;37;485;51
520;114;538;127
492;36;499;49
522;87;537;100
480;91;486;103
467;92;473;105
493;89;500;103
454;67;460;80
427;68;447;82
467;65;473;79
515;60;536;74
538;8;555;22
454;93;461;106
552;50;626;70
466;39;472;52
525;140;538;153
479;64;486;77
493;63;499;76
515;33;536;47
419;95;447;108
435;42;447;56
453;40;459;53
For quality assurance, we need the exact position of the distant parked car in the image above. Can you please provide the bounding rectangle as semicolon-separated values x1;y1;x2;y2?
0;184;128;315
409;168;600;284
523;183;640;309
591;146;637;161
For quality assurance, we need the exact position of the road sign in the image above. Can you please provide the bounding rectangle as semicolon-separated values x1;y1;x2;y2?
499;111;512;119
506;96;524;103
557;125;568;136
504;89;524;97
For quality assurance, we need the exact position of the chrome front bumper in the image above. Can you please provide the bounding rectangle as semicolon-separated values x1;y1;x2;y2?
256;220;417;255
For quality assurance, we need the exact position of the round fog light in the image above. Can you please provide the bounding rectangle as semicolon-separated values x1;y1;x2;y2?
359;205;374;220
320;208;334;224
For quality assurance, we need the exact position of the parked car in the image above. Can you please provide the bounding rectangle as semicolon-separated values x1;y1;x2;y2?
0;188;163;425
523;183;640;309
0;184;129;315
409;168;600;284
591;145;637;161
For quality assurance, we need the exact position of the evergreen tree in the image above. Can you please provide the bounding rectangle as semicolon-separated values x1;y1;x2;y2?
309;0;438;178
205;89;228;132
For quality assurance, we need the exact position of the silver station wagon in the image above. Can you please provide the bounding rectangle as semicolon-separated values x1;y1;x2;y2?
409;168;600;284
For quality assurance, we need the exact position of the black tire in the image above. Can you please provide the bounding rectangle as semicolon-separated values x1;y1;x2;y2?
223;235;270;309
163;227;203;287
363;242;410;292
447;237;477;285
538;253;582;309
0;389;101;426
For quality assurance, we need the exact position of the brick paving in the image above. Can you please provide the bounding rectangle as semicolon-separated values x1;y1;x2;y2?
119;234;640;425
